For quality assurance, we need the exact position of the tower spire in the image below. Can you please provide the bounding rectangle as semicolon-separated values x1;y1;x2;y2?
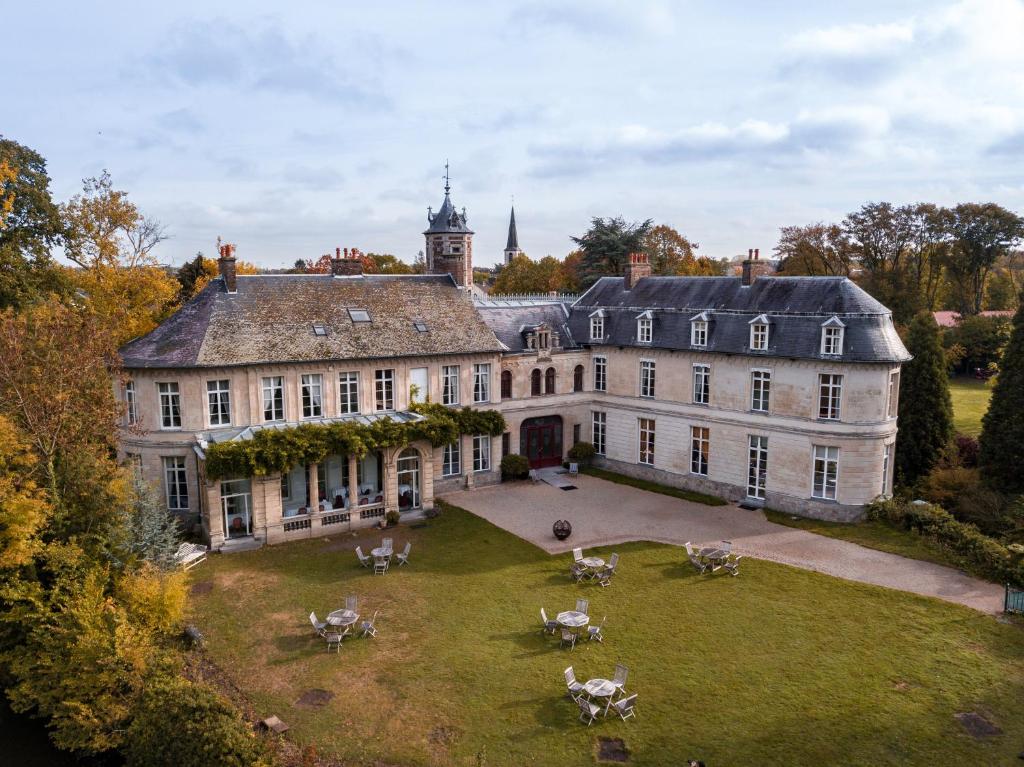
503;203;523;265
443;160;450;196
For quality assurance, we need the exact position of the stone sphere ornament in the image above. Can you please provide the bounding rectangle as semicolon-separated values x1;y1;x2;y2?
553;519;572;540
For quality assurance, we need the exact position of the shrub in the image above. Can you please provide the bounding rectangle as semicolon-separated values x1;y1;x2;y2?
385;509;401;526
500;453;530;481
954;434;980;468
920;466;1012;537
124;675;273;767
566;441;596;465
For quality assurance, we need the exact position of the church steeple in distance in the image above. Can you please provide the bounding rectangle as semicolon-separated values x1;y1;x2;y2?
503;204;523;265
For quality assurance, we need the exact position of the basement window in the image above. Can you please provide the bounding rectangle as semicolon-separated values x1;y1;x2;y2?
413;321;429;332
348;309;371;323
312;323;328;337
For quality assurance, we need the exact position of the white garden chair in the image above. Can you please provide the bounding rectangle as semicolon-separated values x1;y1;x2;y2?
396;541;412;566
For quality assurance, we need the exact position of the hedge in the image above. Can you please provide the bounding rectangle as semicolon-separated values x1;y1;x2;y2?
867;497;1024;587
204;403;505;481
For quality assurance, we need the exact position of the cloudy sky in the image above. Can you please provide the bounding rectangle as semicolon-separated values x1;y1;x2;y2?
4;0;1024;268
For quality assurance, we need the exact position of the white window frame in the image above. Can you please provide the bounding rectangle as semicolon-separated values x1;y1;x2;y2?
375;369;395;412
442;365;461;406
812;445;839;500
207;379;231;427
637;314;653;344
338;372;359;414
821;317;845;356
301;373;324;419
472;434;491;472
262;376;284;422
750;369;771;413
157;382;181;430
638;418;655;466
594;355;607;392
473;363;491;404
690;425;709;476
690;312;709;347
692;363;710;405
639;359;656;398
887;370;900;418
747;435;768;500
590;314;604;341
818;374;843;420
749;316;769;351
442;441;461;477
592;411;606;455
125;380;137;425
163;456;188;510
882;443;892;497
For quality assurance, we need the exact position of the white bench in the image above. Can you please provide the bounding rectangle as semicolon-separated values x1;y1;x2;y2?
174;542;208;571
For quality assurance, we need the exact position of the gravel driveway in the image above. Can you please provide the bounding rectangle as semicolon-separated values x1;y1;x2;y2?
442;473;1005;614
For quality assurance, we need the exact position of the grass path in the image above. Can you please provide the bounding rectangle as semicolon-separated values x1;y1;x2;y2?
949;377;992;437
189;504;1024;766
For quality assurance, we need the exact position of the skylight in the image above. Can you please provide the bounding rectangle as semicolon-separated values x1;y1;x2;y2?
312;323;327;336
413;321;429;332
348;309;371;323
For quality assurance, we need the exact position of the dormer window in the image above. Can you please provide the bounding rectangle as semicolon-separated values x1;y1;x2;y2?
348;308;371;323
537;329;550;350
589;310;605;342
636;311;653;344
690;312;709;347
821;317;845;355
749;315;769;351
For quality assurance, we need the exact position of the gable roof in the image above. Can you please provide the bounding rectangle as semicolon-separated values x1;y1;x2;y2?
119;274;502;369
568;275;910;363
475;302;576;353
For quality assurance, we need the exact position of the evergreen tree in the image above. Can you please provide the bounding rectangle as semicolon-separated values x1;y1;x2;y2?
570;216;652;290
123;472;182;571
895;311;954;486
979;293;1024;492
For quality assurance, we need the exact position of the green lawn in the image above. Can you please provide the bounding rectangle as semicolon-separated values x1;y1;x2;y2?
189;504;1024;767
949;377;992;437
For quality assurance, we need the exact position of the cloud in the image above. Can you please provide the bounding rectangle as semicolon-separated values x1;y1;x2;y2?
987;131;1024;156
504;0;675;39
788;22;914;59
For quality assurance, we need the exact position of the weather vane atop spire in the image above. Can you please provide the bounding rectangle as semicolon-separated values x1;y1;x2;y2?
443;160;451;195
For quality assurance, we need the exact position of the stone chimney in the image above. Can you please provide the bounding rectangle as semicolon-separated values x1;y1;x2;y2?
218;242;237;293
330;246;363;276
741;247;770;286
624;251;651;290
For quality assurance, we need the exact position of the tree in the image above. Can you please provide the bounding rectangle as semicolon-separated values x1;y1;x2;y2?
895;312;955;486
570;216;652;289
119;472;182;571
491;254;568;294
365;252;414;274
843;202;919;322
941;314;1010;375
774;223;853;276
945;203;1024;316
0;415;49;569
979;292;1024;492
0;137;70;309
905;203;951;312
642;224;696;274
176;252;259;304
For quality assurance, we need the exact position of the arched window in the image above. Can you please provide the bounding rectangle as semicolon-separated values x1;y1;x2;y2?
573;365;584;392
501;370;513;399
530;369;542;396
545;367;556;394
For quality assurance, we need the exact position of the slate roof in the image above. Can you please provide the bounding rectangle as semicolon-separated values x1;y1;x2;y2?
424;191;473;234
475;302;576;352
568;275;910;363
119;274;503;369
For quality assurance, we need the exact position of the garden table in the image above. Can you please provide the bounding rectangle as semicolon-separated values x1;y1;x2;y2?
583;678;617;716
581;556;605;569
700;547;729;565
326;609;359;628
371;546;393;558
556;610;590;630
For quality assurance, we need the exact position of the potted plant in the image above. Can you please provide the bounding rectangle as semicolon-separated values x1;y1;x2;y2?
385;509;401;527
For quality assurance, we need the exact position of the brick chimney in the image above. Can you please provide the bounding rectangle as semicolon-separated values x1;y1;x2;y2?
624;252;651;290
330;246;363;276
741;247;770;286
218;242;237;293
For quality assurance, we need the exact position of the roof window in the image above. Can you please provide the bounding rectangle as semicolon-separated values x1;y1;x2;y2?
312;323;328;337
413;321;429;332
348;309;371;323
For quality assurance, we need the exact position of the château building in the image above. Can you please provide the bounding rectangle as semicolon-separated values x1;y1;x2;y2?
116;181;910;550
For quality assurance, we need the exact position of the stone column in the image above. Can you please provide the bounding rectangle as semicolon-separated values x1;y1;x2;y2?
383;447;399;515
308;461;319;511
463;433;475;489
347;454;359;511
205;481;224;548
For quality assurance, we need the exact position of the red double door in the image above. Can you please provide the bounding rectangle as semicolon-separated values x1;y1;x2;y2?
524;419;563;469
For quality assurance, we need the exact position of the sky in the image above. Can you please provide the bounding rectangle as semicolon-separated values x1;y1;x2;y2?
3;0;1024;269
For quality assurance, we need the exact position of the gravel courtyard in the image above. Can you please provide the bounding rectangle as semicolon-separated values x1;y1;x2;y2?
442;473;1005;614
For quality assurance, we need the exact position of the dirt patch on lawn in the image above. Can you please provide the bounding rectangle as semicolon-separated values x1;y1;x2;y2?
190;580;214;597
295;689;334;708
597;737;629;762
955;711;1002;738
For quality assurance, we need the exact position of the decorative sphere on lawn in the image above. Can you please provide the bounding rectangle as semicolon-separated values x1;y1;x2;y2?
553;520;572;540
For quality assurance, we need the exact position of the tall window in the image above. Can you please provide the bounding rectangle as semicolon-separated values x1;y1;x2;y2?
640;360;656;398
442;365;460;405
691;319;708;347
472;435;491;472
747;435;768;499
590;315;604;341
163;456;188;510
501;370;512;399
594;356;607;392
882;443;892;496
530;368;542;395
638;418;656;465
750;322;768;351
691;426;709;476
262;376;284;422
693;364;710;405
545;367;556;394
339;372;359;414
281;471;291;501
637;317;653;344
812;445;839;500
573;365;584;392
375;369;395;411
157;382;181;429
821;323;844;355
818;374;843;420
592;411;607;455
473;363;490;403
442;441;461;476
125;380;137;425
751;370;771;412
207;379;231;426
301;374;323;418
887;370;900;418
